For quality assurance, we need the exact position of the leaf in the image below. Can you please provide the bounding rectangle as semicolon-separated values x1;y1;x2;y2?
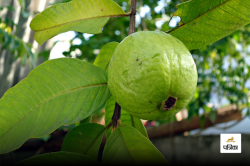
14;151;101;166
61;123;105;160
102;125;168;165
200;114;206;128
75;115;92;127
21;11;31;18
105;96;148;139
0;28;34;67
39;135;51;142
168;0;250;50
93;42;119;71
161;21;171;31
0;58;110;154
30;0;126;44
18;0;25;8
208;111;216;123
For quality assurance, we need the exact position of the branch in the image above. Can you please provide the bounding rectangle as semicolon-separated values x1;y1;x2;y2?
111;103;121;130
128;0;137;35
146;107;242;139
111;0;137;131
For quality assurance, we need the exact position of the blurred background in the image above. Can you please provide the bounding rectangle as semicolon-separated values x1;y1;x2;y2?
0;0;250;165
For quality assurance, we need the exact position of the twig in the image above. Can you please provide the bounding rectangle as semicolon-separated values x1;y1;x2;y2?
111;103;121;130
128;0;137;35
111;0;137;132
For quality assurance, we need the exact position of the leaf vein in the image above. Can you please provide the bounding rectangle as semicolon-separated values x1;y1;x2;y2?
0;84;107;139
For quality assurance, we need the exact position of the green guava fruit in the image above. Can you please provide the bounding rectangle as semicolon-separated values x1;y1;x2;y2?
108;31;198;120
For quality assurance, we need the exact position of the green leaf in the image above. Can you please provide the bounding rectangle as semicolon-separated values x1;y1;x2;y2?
75;115;92;127
161;21;171;31
0;28;35;67
168;0;250;50
38;135;51;142
102;125;168;165
200;114;206;128
208;111;216;123
0;58;110;154
105;96;148;139
21;11;31;18
93;42;119;71
18;0;25;10
61;123;105;160
14;151;101;166
30;0;126;44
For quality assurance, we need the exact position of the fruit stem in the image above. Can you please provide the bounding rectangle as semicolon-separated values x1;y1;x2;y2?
111;103;121;130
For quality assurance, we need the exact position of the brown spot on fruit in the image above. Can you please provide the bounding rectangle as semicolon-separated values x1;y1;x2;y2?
139;62;142;65
163;97;177;111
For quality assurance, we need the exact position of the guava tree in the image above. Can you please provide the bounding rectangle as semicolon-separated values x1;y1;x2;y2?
0;0;250;165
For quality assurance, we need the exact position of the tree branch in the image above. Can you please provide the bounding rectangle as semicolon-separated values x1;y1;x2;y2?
128;0;137;35
111;0;137;131
111;103;121;129
146;107;242;139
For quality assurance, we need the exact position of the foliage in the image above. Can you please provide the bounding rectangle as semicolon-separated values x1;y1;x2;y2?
187;24;250;118
30;0;126;44
63;0;250;121
168;0;250;50
102;125;167;165
61;123;106;160
0;0;250;165
0;22;35;67
0;58;110;154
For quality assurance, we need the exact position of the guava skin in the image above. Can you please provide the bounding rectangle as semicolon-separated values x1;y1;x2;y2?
108;31;197;120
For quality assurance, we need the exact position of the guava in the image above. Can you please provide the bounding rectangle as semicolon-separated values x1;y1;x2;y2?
108;31;197;120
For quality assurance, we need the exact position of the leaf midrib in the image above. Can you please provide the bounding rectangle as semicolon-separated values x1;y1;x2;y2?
118;127;135;163
85;127;106;157
168;0;232;34
33;13;129;32
0;83;107;139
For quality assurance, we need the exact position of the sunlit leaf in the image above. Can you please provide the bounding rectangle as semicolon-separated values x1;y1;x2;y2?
93;42;119;71
30;0;126;44
0;58;110;154
168;0;250;50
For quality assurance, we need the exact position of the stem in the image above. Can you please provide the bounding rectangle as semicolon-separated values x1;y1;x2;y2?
111;103;121;129
111;0;137;131
128;0;137;35
110;12;132;18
